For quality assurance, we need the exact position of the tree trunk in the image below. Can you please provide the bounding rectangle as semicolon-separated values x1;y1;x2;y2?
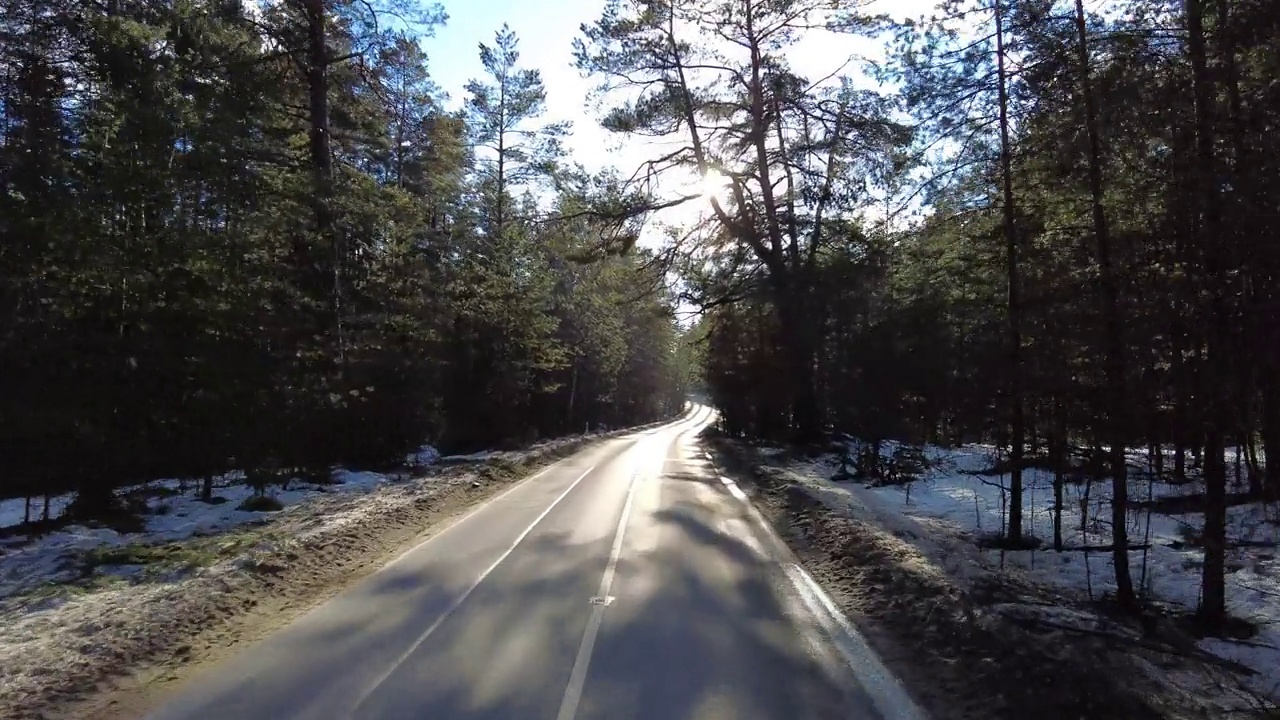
304;0;331;227
1172;219;1189;485
1235;438;1245;491
1201;436;1228;626
1245;432;1261;496
994;0;1024;543
201;473;214;503
1264;383;1280;498
566;360;578;431
779;289;821;444
1073;0;1135;608
1051;400;1065;551
495;112;506;234
1186;0;1229;632
302;0;341;353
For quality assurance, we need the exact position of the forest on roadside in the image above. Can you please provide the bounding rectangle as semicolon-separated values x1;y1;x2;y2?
0;1;695;522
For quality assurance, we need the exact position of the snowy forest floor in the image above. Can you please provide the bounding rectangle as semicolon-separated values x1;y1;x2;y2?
0;422;667;720
708;433;1280;720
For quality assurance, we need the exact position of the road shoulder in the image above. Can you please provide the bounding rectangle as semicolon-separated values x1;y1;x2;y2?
706;432;1218;720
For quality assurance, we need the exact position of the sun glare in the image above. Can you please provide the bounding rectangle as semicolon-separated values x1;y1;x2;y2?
700;169;729;202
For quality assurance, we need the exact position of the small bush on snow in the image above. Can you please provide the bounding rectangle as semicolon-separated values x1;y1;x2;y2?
237;495;283;512
850;441;929;486
478;457;521;482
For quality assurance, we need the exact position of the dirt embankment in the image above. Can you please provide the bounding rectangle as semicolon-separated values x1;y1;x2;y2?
707;435;1240;720
6;422;666;720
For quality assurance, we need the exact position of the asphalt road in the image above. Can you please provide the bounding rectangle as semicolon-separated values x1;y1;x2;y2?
146;404;925;720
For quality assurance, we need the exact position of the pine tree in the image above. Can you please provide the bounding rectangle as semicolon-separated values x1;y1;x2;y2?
465;24;568;236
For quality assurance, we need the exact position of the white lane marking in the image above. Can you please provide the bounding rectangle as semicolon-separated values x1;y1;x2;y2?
385;455;577;569
787;563;929;720
719;475;748;501
352;463;599;712
384;410;697;570
556;469;644;720
702;452;930;720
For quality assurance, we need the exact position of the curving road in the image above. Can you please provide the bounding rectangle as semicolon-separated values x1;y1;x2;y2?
146;404;925;720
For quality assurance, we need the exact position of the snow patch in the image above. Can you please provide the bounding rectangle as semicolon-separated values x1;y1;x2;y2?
0;448;446;535
781;440;1280;708
439;449;501;462
0;527;130;600
0;467;421;601
0;494;74;529
405;445;441;467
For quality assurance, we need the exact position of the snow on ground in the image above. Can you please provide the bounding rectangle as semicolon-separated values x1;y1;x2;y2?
0;494;73;529
0;449;440;533
439;449;502;462
782;440;1280;707
0;449;441;603
0;442;512;715
0;462;462;718
406;445;442;467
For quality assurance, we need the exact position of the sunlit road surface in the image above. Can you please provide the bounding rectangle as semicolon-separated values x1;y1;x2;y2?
146;404;926;720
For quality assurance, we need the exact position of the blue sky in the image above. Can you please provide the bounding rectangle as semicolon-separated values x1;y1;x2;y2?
421;0;615;167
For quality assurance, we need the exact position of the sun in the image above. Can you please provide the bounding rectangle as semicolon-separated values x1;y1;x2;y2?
699;169;730;202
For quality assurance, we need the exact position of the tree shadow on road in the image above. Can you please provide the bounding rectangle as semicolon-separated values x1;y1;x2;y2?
150;455;879;720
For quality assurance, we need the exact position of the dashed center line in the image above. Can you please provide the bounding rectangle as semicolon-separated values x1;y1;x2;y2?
352;463;598;714
555;468;643;720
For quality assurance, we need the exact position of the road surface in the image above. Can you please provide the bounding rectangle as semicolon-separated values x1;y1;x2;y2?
146;404;924;720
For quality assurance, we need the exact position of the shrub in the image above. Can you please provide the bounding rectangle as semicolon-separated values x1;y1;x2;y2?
237;495;283;512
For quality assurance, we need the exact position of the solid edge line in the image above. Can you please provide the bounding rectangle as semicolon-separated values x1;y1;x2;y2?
351;462;599;713
384;454;575;570
555;469;644;720
702;449;930;720
718;475;748;501
788;563;929;720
